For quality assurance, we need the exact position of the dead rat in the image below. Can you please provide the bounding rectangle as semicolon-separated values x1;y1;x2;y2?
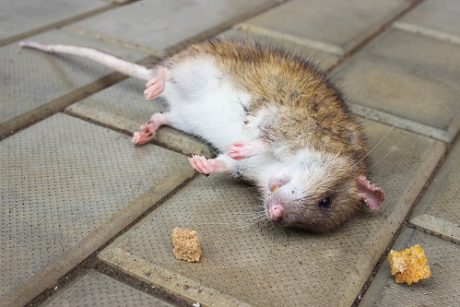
19;39;384;232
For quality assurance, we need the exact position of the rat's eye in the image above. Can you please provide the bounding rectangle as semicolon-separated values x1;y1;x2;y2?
318;197;332;208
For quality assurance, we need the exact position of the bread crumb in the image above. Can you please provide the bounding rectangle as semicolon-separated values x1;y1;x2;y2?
172;227;202;262
388;244;431;285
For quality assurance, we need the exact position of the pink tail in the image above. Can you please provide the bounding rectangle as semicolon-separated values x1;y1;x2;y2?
19;40;155;81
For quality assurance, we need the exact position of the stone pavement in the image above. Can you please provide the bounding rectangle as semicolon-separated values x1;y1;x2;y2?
1;0;459;306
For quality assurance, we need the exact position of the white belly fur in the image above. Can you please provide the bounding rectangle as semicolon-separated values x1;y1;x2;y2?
161;56;253;152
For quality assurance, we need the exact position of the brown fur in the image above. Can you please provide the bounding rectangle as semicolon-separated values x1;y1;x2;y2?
169;40;372;232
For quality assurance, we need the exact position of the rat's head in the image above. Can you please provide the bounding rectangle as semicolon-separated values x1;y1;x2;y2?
261;150;384;232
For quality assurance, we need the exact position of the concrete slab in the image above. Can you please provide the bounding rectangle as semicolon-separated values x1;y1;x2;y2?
98;120;445;307
67;78;212;157
65;0;278;54
241;0;415;54
0;114;194;306
43;270;173;307
219;27;339;72
331;28;460;142
0;0;108;43
395;0;460;43
359;228;460;307
410;139;460;243
0;29;147;137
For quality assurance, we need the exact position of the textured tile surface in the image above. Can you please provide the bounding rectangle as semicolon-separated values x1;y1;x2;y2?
219;27;339;71
44;271;173;307
67;78;212;157
410;139;460;242
398;0;460;39
99;120;444;307
0;30;146;127
332;28;460;142
0;113;194;299
242;0;415;53
360;228;460;307
0;0;107;41
66;0;277;53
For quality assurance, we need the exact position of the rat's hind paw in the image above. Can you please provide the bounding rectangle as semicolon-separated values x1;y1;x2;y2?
132;130;154;145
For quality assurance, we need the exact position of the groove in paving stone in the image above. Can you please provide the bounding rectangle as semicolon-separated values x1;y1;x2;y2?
348;104;450;142
97;120;445;307
359;228;460;307
396;0;460;41
241;0;418;54
235;23;344;55
0;113;194;307
66;0;282;54
43;270;174;307
409;137;460;243
393;22;460;46
62;26;163;57
0;2;117;47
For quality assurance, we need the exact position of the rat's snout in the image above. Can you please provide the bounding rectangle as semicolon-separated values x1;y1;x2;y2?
269;176;291;193
267;202;285;222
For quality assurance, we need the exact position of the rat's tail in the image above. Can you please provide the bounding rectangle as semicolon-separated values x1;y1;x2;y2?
19;41;155;81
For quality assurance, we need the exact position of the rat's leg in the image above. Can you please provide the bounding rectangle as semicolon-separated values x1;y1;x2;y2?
132;112;168;145
144;67;171;100
228;139;268;160
188;154;236;175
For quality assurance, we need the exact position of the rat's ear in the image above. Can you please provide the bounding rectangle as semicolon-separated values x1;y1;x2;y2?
356;175;384;210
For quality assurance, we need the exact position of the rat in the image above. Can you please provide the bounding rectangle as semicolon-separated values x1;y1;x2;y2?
19;39;384;232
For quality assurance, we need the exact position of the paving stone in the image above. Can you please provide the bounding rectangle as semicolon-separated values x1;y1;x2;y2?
359;228;460;307
241;0;415;54
0;0;108;43
0;29;146;132
218;27;339;71
67;78;212;157
0;114;194;305
409;139;460;243
331;28;460;142
65;0;278;54
98;120;444;307
396;0;460;41
43;270;173;307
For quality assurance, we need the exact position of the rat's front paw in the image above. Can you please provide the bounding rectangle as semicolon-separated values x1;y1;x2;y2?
228;140;267;160
188;155;228;174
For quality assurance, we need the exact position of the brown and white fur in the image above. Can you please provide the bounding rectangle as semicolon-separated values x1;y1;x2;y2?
20;40;384;232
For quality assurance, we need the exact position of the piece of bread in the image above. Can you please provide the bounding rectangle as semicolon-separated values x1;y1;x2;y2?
172;227;202;262
388;244;431;285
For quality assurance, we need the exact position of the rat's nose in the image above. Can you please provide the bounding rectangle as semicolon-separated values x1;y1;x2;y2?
268;204;285;222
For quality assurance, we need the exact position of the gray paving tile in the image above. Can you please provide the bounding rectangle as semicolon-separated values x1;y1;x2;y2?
43;270;173;307
359;228;460;307
219;27;339;71
0;113;194;305
98;120;444;307
396;0;460;41
410;139;460;243
242;0;415;54
67;78;212;157
0;0;108;42
331;28;460;142
0;29;146;132
65;0;278;53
